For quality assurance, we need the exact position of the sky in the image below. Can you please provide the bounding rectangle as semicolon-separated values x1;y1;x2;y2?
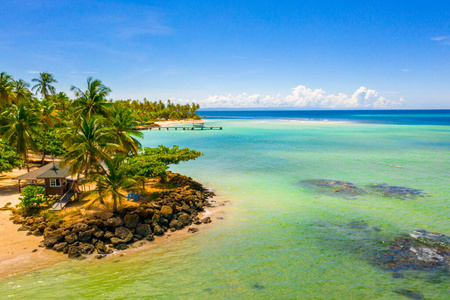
0;0;449;109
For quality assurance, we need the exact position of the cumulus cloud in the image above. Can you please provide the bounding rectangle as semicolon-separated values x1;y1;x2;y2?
186;85;406;109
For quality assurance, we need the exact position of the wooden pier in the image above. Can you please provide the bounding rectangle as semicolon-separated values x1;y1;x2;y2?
157;126;222;131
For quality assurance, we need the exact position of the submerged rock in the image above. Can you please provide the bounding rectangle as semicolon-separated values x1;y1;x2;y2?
301;179;366;197
394;289;425;299
410;230;450;248
347;221;369;229
300;179;426;200
373;230;450;273
366;184;424;199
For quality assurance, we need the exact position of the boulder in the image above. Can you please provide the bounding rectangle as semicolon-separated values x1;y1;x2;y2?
188;228;199;233
153;223;164;236
169;219;179;229
110;237;125;245
68;245;81;259
146;235;155;241
104;231;114;239
95;241;112;254
12;216;25;224
53;242;67;252
87;219;104;228
18;225;30;231
160;205;173;219
178;213;191;226
193;217;202;225
105;217;124;227
78;243;95;255
48;222;60;230
115;244;129;250
32;229;43;236
72;223;90;233
65;233;78;244
136;223;152;237
93;230;104;239
78;231;92;243
115;226;133;242
201;217;211;224
44;232;63;248
181;204;190;213
124;213;140;229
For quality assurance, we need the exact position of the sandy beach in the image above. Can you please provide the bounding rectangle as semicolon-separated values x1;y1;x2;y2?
0;167;224;280
0;168;66;280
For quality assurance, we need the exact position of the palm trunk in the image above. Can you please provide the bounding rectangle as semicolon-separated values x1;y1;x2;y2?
24;151;30;172
41;128;47;165
41;148;46;165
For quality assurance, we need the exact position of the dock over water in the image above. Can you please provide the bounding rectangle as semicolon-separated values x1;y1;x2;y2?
134;124;222;131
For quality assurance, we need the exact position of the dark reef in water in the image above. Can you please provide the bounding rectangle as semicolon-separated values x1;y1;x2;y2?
310;220;449;299
366;184;425;199
394;289;425;299
373;230;450;273
300;179;425;200
300;179;366;197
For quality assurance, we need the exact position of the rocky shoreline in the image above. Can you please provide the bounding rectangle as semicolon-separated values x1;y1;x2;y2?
9;172;215;259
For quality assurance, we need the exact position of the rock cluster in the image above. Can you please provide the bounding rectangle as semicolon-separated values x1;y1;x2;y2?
374;229;450;272
10;173;215;259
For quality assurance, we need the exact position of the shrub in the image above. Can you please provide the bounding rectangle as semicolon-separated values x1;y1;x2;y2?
17;186;47;213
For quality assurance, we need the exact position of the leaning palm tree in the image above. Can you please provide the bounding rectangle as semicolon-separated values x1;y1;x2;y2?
71;77;112;119
0;72;14;110
12;79;32;105
106;105;143;155
31;72;57;99
2;103;40;171
61;115;122;179
85;155;141;212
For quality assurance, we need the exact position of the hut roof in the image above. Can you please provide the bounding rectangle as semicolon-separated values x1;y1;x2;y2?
14;162;72;180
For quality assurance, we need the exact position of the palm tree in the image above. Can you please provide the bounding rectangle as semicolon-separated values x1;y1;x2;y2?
12;79;32;105
31;72;58;99
0;72;14;109
71;77;112;119
2;103;40;171
106;105;143;155
37;98;60;164
61;115;121;179
86;155;141;212
53;92;70;113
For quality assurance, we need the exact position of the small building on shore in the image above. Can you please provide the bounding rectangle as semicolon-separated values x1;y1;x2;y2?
14;162;77;196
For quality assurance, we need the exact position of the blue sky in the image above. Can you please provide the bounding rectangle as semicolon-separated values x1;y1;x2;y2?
1;0;449;108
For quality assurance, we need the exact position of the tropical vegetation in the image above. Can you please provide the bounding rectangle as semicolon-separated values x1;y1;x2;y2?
0;71;203;212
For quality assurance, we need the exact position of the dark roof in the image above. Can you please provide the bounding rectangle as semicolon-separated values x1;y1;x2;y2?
14;162;72;180
37;164;71;179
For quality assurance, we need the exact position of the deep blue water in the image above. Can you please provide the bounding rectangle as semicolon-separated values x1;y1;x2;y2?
198;109;450;125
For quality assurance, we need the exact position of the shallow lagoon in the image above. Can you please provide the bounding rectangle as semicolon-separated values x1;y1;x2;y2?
1;117;449;299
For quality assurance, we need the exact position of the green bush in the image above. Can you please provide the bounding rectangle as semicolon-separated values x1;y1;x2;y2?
145;121;154;125
17;186;47;213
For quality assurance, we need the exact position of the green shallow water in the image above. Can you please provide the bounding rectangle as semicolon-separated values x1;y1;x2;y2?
1;119;449;299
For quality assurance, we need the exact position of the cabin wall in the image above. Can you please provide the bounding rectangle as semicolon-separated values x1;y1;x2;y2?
44;178;68;196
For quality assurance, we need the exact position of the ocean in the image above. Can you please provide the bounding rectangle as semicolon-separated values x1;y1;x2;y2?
1;110;449;299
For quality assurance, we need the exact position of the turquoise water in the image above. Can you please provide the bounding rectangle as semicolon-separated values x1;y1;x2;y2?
1;118;449;299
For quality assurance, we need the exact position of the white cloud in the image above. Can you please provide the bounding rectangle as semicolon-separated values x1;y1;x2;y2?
431;36;449;41
183;85;406;109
